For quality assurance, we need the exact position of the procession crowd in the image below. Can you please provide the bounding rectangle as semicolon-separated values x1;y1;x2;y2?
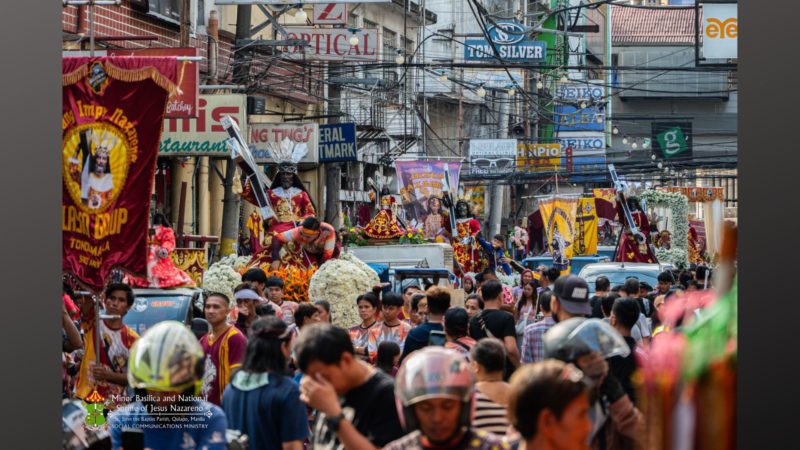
61;263;713;450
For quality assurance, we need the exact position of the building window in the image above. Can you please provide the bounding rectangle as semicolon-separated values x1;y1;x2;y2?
147;0;181;25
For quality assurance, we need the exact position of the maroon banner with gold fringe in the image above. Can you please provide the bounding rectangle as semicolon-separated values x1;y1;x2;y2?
62;57;178;290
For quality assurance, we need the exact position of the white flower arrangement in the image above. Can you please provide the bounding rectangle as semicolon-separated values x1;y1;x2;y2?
308;252;380;328
640;190;689;268
655;248;688;269
496;271;517;288
202;259;244;303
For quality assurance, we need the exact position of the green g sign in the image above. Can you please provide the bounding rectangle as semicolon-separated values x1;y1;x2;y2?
652;122;692;160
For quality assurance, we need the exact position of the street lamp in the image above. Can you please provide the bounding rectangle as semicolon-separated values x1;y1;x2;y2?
348;29;360;46
295;6;307;21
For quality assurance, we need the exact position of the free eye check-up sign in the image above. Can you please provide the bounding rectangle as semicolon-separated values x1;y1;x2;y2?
469;139;518;175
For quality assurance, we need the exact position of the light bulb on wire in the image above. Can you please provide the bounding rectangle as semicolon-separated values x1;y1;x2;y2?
507;85;516;96
438;71;447;82
295;7;307;21
580;101;587;109
395;53;405;65
349;34;359;47
612;126;619;135
536;80;544;90
476;86;486;98
559;74;568;83
631;142;638;150
651;154;657;161
622;136;629;145
657;162;663;169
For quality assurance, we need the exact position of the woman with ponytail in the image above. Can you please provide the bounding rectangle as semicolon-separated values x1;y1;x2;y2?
222;317;310;450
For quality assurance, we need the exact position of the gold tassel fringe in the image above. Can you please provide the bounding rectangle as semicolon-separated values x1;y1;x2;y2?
62;65;90;86
62;61;179;95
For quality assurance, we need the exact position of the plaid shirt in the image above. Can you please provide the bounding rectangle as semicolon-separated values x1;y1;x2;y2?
521;316;556;364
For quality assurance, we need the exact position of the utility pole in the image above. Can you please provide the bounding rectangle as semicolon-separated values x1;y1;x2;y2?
489;91;510;237
324;58;342;226
180;0;191;47
219;4;251;257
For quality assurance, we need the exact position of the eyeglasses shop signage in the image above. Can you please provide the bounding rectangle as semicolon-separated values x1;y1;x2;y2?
464;21;546;62
159;94;247;157
280;27;379;61
702;3;738;59
249;122;320;164
319;123;357;162
469;139;518;175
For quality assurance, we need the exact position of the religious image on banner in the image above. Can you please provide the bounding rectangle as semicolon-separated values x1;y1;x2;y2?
62;57;178;289
574;198;599;257
395;161;461;226
538;196;579;270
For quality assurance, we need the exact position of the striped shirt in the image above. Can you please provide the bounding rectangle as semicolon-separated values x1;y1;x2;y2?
473;392;510;436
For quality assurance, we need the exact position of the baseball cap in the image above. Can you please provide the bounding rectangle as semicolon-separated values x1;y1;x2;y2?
401;279;421;293
552;275;591;316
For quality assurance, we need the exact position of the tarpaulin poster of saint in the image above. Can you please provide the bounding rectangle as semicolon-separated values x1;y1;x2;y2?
62;57;178;290
395;161;461;225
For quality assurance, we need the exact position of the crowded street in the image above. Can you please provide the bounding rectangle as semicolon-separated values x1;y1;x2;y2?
59;1;738;449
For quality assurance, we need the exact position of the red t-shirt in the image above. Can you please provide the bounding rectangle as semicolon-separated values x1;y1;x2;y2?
199;326;247;405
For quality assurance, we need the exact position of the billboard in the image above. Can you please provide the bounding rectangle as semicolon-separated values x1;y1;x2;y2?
554;105;605;132
652;122;693;159
517;143;561;173
469;139;517;175
248;122;320;164
159;94;246;157
464;21;546;62
313;3;347;24
702;3;738;60
279;27;379;61
319;123;357;162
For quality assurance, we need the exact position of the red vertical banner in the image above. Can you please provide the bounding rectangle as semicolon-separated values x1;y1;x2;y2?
62;57;178;290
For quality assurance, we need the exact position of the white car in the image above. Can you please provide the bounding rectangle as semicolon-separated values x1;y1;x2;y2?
578;262;675;295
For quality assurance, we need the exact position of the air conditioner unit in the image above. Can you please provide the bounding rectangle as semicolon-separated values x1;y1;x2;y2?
247;96;266;115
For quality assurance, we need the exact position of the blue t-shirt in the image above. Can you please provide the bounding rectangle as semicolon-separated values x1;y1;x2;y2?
400;322;443;361
109;400;227;450
222;371;309;450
